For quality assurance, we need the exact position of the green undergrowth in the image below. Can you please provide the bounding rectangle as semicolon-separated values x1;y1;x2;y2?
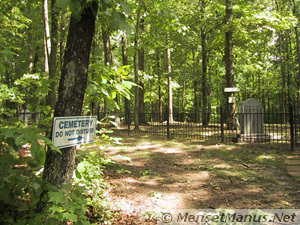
0;127;117;225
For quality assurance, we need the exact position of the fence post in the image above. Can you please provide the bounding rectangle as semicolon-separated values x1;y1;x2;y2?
289;105;294;151
220;105;224;143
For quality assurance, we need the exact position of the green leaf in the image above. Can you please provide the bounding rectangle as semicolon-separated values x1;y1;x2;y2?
63;212;78;222
48;205;64;213
75;170;82;179
100;87;110;97
105;98;119;110
4;129;14;138
109;11;132;32
110;90;117;99
32;182;41;191
49;190;66;204
15;134;33;146
35;134;52;144
77;162;86;173
37;148;46;164
123;81;135;89
6;137;19;150
120;2;132;15
27;159;40;168
30;140;41;160
0;50;15;60
115;83;124;92
49;144;62;154
56;0;69;11
86;83;98;95
69;0;82;19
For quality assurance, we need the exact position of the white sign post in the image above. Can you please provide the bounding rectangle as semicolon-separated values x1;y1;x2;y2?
224;87;240;93
52;116;97;148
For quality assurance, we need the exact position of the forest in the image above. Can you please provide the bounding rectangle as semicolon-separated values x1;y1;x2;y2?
1;0;300;224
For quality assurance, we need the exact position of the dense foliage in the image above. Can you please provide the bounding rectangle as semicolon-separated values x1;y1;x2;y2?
1;0;300;223
0;126;115;224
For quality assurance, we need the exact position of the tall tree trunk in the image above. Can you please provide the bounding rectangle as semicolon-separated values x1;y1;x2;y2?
27;3;33;73
287;33;292;106
43;0;51;73
201;0;209;126
224;0;235;129
102;26;110;120
291;0;300;104
201;28;208;126
182;78;186;122
208;61;212;122
102;27;112;66
42;2;98;188
164;48;173;122
134;10;141;130
138;19;146;125
60;10;67;69
157;52;163;123
102;26;120;127
122;35;131;125
193;52;199;123
25;3;33;122
46;0;58;112
275;0;286;120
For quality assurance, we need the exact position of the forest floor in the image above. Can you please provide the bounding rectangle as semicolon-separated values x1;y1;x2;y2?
101;131;300;224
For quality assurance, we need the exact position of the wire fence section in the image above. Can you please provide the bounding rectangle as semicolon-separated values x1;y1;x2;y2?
128;106;299;148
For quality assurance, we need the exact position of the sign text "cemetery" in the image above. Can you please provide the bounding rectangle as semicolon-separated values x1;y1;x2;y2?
52;116;97;148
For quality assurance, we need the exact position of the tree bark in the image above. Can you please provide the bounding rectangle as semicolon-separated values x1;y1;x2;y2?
102;27;112;66
157;52;163;123
193;52;199;123
43;0;51;73
43;2;98;188
46;0;59;112
182;78;186;122
59;10;67;69
134;10;141;130
201;0;209;126
224;0;235;129
275;0;286;120
138;18;146;125
201;29;208;126
27;3;33;73
164;48;173;122
291;0;300;104
122;35;131;125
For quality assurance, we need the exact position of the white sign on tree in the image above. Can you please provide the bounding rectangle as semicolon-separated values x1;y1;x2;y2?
52;116;97;148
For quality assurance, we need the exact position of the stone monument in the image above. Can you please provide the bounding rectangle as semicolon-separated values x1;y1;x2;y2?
239;98;269;142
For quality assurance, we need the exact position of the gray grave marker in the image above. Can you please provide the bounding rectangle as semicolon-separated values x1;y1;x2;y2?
240;98;269;142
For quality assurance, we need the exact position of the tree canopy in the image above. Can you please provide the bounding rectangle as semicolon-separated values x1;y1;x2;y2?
1;0;300;223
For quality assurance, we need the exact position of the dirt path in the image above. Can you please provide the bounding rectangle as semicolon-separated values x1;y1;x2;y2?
103;132;300;224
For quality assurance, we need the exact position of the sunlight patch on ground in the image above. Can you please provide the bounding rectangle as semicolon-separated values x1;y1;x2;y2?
184;171;211;181
245;186;266;194
213;163;233;169
257;155;274;160
131;144;162;151
153;147;183;154
123;177;139;184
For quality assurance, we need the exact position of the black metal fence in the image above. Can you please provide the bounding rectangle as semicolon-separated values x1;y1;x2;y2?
127;106;300;150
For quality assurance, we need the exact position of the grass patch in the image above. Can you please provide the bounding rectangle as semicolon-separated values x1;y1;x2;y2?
202;145;288;169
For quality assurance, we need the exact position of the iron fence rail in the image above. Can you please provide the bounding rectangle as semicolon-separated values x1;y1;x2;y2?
125;106;299;150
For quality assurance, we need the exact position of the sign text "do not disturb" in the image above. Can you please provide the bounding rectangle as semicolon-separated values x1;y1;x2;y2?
52;116;97;148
